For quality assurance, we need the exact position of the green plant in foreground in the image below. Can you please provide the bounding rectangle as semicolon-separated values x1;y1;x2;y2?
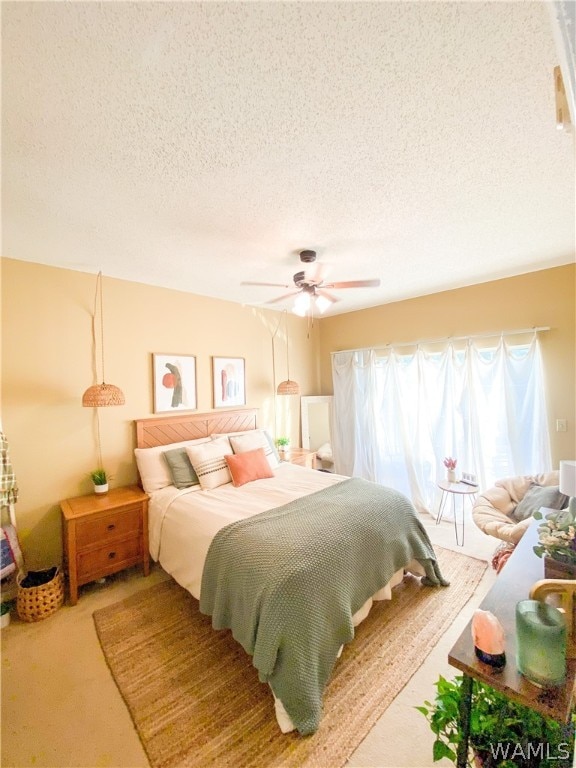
90;468;109;485
416;675;572;767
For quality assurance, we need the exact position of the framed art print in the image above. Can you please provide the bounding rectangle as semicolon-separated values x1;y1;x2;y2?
153;354;197;413
212;357;246;408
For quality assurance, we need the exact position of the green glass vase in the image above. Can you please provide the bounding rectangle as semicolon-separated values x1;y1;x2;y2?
516;600;566;687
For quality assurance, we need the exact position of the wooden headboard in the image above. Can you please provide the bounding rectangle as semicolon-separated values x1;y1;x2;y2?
135;408;258;448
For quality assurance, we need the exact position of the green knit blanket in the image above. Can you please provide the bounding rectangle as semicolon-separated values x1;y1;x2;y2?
199;477;448;735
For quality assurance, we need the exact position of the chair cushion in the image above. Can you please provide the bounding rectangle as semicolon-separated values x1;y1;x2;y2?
472;471;559;544
511;484;568;521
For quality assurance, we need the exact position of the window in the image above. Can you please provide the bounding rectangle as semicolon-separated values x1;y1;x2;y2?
332;337;552;515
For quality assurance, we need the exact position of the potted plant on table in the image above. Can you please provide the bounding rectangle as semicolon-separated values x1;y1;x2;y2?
532;507;576;579
275;437;291;459
90;468;110;495
444;457;458;483
0;600;12;629
417;674;571;767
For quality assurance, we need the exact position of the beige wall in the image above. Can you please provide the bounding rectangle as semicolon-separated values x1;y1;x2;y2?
1;259;320;568
3;259;575;569
318;265;576;468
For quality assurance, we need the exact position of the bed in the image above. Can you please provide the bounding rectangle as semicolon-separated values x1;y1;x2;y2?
134;409;448;735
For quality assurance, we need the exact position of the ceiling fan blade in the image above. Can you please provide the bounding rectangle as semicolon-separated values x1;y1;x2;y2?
322;279;381;289
316;288;339;303
241;281;291;288
266;291;299;304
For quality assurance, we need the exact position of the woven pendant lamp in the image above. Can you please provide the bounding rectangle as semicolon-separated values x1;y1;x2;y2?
277;379;300;395
82;271;125;408
277;310;300;396
82;382;125;407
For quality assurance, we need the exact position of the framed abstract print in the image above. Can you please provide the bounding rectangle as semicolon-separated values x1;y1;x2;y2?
153;354;197;413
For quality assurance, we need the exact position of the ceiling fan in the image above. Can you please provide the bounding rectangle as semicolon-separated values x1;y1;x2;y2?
242;250;381;316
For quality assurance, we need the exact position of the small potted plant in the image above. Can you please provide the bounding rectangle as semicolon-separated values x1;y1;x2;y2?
444;457;458;483
275;436;291;459
416;674;570;766
0;601;11;629
90;468;110;495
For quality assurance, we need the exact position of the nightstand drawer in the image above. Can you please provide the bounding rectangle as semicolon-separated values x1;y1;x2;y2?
75;504;142;549
77;536;142;581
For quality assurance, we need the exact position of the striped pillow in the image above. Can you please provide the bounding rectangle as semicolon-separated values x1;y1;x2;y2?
229;431;279;469
186;437;233;490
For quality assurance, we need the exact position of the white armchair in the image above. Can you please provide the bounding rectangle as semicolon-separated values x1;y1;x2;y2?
472;471;561;545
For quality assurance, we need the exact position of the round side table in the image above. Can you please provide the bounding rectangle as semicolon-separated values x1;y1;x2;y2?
436;480;478;546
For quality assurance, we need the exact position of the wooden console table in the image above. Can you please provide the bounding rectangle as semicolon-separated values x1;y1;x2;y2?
448;517;576;767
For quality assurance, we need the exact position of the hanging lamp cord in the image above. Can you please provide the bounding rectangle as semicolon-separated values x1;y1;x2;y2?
285;310;291;381
270;312;285;438
271;313;282;389
97;271;106;384
92;270;105;467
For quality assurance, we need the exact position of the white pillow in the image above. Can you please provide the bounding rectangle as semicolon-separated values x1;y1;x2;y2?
135;437;211;493
186;437;233;490
316;442;333;461
229;431;279;469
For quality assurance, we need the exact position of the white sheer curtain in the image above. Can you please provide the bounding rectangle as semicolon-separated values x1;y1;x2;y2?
332;335;552;516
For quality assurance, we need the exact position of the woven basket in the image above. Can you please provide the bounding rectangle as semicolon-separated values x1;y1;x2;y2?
17;567;64;622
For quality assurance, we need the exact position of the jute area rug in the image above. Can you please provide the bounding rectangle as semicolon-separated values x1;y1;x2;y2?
93;547;486;768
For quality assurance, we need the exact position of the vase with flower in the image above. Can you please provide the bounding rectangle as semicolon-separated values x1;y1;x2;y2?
444;457;457;483
533;506;576;579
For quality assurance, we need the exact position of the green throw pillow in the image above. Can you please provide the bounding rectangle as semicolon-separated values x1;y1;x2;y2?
512;484;569;522
163;447;200;489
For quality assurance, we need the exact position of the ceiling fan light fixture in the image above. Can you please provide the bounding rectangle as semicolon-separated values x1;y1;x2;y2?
292;292;310;316
315;294;331;314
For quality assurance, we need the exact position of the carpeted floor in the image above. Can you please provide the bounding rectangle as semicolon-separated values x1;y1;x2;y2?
93;547;486;768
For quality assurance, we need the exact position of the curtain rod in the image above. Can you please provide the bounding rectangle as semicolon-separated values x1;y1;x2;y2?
330;326;551;356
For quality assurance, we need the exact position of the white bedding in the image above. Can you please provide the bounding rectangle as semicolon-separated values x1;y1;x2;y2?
148;461;425;733
149;462;347;598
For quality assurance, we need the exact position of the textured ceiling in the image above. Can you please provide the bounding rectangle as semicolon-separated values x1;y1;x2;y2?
2;1;575;316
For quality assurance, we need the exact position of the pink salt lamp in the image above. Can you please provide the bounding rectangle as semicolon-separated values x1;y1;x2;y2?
471;608;506;668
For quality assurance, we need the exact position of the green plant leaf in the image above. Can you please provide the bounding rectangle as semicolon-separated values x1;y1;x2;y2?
417;674;573;767
432;740;456;762
90;468;108;484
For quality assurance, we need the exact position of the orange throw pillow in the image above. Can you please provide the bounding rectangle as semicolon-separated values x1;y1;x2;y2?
225;448;274;487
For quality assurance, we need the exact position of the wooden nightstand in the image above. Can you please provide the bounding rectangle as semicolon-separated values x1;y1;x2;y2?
283;448;317;470
61;485;150;605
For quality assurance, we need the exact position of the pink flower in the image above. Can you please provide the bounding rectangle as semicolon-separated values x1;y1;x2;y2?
443;457;457;470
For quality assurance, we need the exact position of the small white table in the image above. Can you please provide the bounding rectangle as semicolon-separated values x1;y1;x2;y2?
436;480;478;546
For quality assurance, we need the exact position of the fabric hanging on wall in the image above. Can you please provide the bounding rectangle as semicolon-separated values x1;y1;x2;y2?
0;430;24;577
1;430;19;511
1;526;19;579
